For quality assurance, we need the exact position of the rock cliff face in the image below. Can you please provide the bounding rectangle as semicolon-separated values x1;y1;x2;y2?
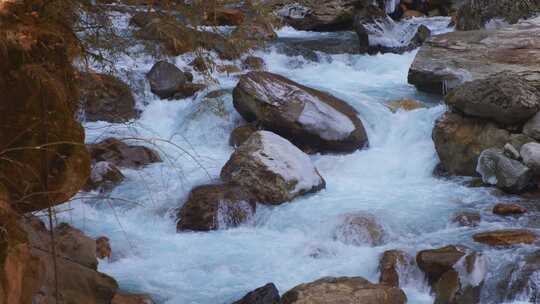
408;17;540;95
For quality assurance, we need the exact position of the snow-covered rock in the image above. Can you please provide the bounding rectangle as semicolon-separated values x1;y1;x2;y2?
220;131;326;205
233;71;368;153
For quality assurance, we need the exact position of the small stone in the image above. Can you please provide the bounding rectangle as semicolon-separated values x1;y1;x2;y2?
493;203;527;216
452;212;481;227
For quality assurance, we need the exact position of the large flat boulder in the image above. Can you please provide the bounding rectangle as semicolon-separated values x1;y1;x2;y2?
274;0;360;31
281;276;407;304
408;17;540;95
233;71;368;153
221;131;325;205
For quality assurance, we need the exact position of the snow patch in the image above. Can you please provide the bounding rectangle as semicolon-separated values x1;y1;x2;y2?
254;131;323;193
298;97;356;141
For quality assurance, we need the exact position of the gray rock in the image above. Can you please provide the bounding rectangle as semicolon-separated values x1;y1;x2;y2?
445;72;540;125
509;133;537;151
221;131;326;205
476;148;532;193
498;250;540;302
455;0;540;30
503;143;520;160
233;71;368;153
432;112;510;176
146;61;186;99
521;142;540;174
408;17;540;95
523;111;540;140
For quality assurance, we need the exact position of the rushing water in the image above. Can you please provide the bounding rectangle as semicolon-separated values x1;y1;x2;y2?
58;12;539;304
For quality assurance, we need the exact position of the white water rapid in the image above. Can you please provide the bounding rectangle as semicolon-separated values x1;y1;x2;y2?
57;12;539;304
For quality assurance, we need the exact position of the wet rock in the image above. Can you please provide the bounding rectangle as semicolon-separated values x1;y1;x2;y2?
416;245;466;285
455;0;540;30
84;161;125;193
476;148;533;193
80;72;138;123
493;203;527;216
445;72;540;125
233;71;368;153
473;229;537;246
476;148;532;193
509;133;537;151
334;212;385;246
498;250;540;302
379;250;414;287
189;90;231;120
232;17;278;41
112;292;155;304
221;131;325;205
408;17;540;95
242;56;266;71
218;64;242;74
230;124;258;148
281;276;407;304
204;7;245;26
433;252;487;304
354;5;431;54
146;61;187;99
88;138;162;169
386;99;425;112
176;184;256;231
521;142;540;175
523;112;540;141
96;236;112;260
51;223;99;269
452;212;481;227
232;283;281;304
275;0;358;31
432;112;510;176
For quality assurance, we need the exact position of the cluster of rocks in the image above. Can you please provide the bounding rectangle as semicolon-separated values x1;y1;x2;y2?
176;70;370;231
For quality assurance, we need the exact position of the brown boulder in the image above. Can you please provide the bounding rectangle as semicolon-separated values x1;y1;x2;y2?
88;138;161;169
204;8;245;26
96;236;112;260
112;292;155;304
473;229;537;246
232;17;278;41
80;72;138;123
233;71;368;153
176;184;256;231
445;72;540;126
232;283;281;304
493;203;527;216
416;245;466;285
281;276;407;304
242;56;266;71
432;111;510;176
379;250;414;287
221;131;326;205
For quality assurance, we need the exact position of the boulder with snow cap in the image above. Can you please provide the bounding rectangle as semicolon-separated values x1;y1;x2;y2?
233;71;368;153
221;131;326;205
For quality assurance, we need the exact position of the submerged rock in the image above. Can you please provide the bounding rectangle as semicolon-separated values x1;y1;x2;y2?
176;184;256;231
233;71;368;153
84;161;125;193
452;212;481;227
232;283;281;304
88;138;162;169
80;72;138;123
379;250;414;287
432;112;510;176
473;229;537;246
408;17;540;94
455;0;540;30
221;131;325;205
354;5;431;54
281;276;407;304
386;99;425;112
445;72;540;125
493;203;527;216
476;148;532;193
334;212;385;246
